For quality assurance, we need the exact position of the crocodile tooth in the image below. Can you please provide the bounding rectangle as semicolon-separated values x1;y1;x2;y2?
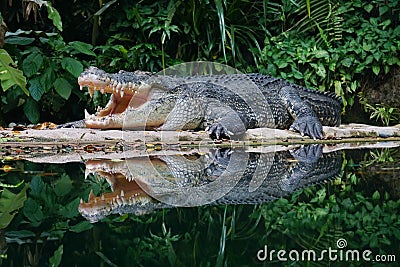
120;190;125;197
84;168;91;179
80;85;83;91
116;195;122;205
94;198;97;204
88;88;94;97
80;198;84;204
120;88;124;98
101;194;105;201
116;83;122;91
84;109;90;120
128;82;133;89
88;189;95;201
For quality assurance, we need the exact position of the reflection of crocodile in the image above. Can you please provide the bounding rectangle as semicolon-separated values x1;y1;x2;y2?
68;66;342;139
79;145;342;222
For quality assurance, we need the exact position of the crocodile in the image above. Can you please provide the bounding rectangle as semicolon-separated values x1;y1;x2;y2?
70;66;342;139
79;145;342;222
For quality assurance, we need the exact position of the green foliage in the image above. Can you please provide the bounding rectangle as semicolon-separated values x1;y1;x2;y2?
0;49;27;95
96;0;267;72
45;1;63;31
259;1;400;110
3;31;95;123
49;244;63;267
0;184;28;229
261;171;400;255
264;0;344;48
364;103;400;126
0;0;399;125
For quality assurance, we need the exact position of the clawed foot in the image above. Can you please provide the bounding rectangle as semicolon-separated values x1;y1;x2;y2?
206;122;234;140
290;144;322;164
289;116;323;139
204;148;232;180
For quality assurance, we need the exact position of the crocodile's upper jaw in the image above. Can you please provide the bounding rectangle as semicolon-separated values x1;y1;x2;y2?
78;66;155;129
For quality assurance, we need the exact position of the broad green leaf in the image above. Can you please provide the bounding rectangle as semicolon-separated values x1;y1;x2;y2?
372;65;380;75
313;50;329;58
23;98;40;123
291;67;303;79
5;36;35;45
379;6;389;16
311;63;326;78
314;207;329;217
6;230;35;239
54;77;73;99
372;191;380;200
0;49;28;94
40;67;56;93
317;66;326;78
53;174;73;197
68;41;96;56
70;221;93;233
28;77;45;101
22;52;44;77
61;57;83;78
364;4;373;13
0;185;28;229
23;199;44;227
46;2;63;31
341;57;353;68
277;60;288;69
59;198;79;219
30;175;46;197
365;201;373;210
49;244;63;267
373;52;381;61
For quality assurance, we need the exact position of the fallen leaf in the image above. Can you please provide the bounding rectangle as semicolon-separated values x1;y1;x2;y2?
32;122;58;129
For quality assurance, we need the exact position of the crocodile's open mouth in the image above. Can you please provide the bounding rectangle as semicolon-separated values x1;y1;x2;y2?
77;67;153;128
78;159;155;222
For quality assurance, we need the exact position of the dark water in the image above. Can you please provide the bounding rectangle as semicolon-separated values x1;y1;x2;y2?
1;143;399;266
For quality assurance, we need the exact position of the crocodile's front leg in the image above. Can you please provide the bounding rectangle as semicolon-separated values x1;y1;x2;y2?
278;144;322;192
157;97;205;131
204;99;247;139
158;96;246;140
280;86;323;139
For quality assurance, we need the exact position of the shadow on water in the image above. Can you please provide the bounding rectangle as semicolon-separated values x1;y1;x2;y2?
1;143;399;266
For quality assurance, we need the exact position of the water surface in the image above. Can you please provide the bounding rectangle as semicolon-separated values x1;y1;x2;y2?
1;143;399;266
